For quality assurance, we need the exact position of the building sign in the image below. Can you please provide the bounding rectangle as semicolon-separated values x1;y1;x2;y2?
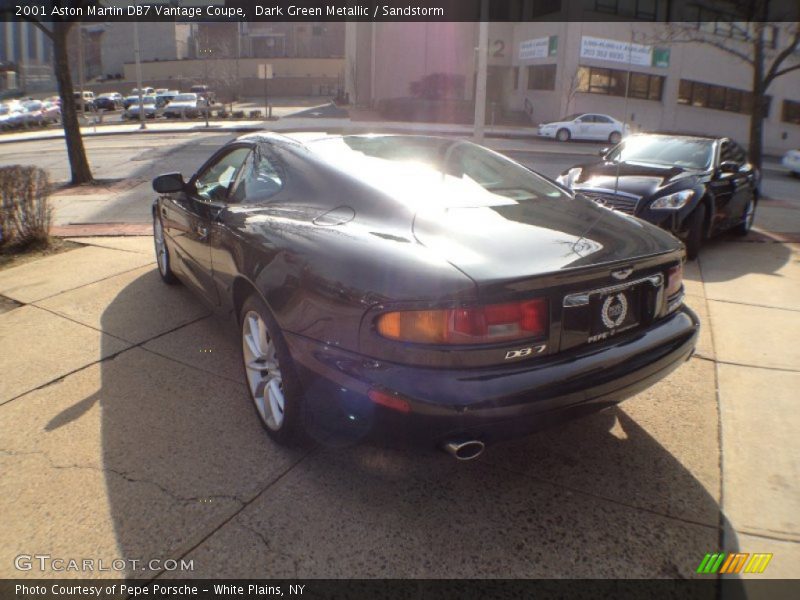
519;36;558;60
580;36;670;68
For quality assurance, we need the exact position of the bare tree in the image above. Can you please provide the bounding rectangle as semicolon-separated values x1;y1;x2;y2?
9;5;94;185
645;1;800;169
347;59;359;107
563;67;584;116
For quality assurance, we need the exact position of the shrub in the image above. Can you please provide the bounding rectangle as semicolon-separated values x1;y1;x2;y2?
232;110;245;119
0;166;52;251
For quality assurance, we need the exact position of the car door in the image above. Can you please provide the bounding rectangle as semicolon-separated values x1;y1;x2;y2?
592;115;615;140
160;144;252;304
727;140;756;225
209;143;290;318
707;139;740;233
574;115;592;139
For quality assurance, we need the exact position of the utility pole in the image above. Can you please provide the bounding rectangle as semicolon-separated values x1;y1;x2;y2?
77;25;85;118
473;0;489;143
133;20;146;130
203;47;210;127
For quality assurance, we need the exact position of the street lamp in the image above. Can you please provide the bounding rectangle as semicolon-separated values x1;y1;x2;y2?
133;20;146;130
201;46;212;127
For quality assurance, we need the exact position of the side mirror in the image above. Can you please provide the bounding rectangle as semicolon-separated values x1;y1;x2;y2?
717;161;739;175
153;172;185;194
598;147;610;157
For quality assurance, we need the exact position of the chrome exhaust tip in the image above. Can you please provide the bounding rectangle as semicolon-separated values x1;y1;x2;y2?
442;440;485;461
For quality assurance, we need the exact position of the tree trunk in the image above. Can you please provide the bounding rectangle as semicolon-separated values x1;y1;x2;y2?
52;23;93;185
747;3;768;171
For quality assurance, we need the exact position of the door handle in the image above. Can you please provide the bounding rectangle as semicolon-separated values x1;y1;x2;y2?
195;225;209;239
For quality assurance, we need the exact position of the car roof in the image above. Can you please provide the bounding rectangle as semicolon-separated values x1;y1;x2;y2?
641;131;721;141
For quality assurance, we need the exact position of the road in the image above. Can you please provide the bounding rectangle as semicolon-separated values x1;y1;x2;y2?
0;132;796;227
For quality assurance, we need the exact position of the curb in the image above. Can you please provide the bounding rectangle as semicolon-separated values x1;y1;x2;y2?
51;223;151;237
0;125;265;145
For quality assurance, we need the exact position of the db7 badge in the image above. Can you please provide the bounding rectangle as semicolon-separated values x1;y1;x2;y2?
505;344;547;360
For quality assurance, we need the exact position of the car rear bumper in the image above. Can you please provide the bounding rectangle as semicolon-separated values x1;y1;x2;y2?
283;305;699;448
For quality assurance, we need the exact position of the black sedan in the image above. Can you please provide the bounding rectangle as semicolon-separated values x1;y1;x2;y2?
151;134;698;459
557;134;759;259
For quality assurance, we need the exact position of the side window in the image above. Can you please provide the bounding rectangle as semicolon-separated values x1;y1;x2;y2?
194;147;251;203
595;115;612;123
229;145;285;204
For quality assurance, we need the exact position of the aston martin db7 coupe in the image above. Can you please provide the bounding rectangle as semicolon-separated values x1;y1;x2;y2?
557;134;759;259
152;133;699;460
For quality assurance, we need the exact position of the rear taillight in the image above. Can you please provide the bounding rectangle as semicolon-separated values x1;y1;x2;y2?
376;298;548;345
666;264;683;297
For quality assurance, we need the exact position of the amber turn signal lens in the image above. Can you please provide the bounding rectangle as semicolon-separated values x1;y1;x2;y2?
376;298;548;345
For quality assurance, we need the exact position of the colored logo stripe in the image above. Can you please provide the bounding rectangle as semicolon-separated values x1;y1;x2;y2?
697;553;726;574
744;553;773;574
697;552;773;574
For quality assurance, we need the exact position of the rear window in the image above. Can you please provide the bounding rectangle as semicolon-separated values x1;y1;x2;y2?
306;136;570;206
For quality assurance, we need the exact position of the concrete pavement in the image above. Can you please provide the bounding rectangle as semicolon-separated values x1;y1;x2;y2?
1;188;798;583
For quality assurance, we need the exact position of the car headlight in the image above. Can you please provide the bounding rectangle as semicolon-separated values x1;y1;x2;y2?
650;189;694;210
557;167;582;189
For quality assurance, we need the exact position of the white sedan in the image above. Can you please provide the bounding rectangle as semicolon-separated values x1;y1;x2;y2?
538;113;630;143
782;149;800;177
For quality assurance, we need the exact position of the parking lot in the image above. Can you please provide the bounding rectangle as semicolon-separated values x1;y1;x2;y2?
0;130;798;583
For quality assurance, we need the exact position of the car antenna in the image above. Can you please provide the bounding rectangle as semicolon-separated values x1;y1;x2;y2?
615;27;634;197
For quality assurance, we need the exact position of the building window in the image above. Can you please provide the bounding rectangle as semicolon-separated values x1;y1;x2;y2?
527;64;556;91
678;79;771;116
513;66;519;91
691;9;777;49
782;100;800;125
576;66;663;101
594;0;658;20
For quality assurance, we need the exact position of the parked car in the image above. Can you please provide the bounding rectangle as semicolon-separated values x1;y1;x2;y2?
155;90;179;108
162;93;204;118
4;100;55;128
557;134;759;259
150;133;698;457
72;91;96;111
131;87;155;97
40;101;61;124
122;95;139;109
94;92;123;110
123;96;160;119
190;85;215;104
538;113;630;143
781;149;800;177
0;103;23;130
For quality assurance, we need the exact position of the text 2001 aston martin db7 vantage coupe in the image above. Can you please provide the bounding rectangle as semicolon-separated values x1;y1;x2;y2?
152;133;698;460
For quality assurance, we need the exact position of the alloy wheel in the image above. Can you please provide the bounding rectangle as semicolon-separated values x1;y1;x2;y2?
242;311;285;431
153;215;168;276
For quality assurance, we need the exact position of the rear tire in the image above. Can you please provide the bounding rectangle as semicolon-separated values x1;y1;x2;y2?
240;294;306;446
556;128;571;142
609;131;622;144
684;203;706;261
733;196;756;236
